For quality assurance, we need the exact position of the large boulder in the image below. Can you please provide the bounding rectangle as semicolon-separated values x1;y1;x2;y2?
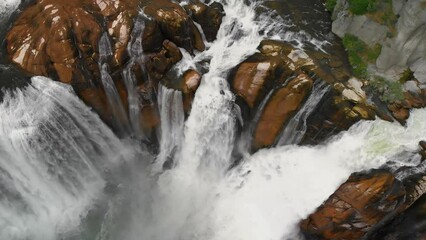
182;0;225;42
300;169;426;240
231;57;285;108
229;39;380;149
6;0;211;136
143;0;205;53
253;73;313;149
301;170;405;240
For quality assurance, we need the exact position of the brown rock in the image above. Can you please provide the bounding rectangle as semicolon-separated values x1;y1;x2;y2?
253;73;313;149
184;0;224;42
231;59;283;108
300;169;406;240
145;40;183;81
143;0;205;53
182;70;201;113
6;0;200;137
7;0;102;83
388;103;410;125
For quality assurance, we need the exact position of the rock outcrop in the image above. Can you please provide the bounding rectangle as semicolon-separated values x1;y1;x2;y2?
331;0;426;83
6;0;224;136
253;73;313;148
300;169;426;240
229;39;380;149
328;0;426;127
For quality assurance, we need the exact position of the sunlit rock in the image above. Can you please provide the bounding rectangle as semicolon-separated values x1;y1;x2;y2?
253;73;313;149
301;168;426;240
300;169;406;240
6;0;210;136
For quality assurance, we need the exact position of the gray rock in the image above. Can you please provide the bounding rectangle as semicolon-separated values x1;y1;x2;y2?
332;0;426;83
332;0;388;46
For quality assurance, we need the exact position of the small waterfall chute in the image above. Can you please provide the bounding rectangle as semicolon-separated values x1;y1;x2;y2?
153;84;185;173
98;33;131;135
276;80;330;146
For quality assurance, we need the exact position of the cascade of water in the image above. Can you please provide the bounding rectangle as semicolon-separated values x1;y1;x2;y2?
0;76;137;240
98;33;130;135
4;1;426;240
276;80;330;146
237;87;276;154
174;108;426;240
122;14;150;138
153;84;185;173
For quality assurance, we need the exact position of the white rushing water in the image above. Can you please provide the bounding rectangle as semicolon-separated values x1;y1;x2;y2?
2;0;426;240
99;33;131;135
0;0;20;23
0;77;139;240
277;80;330;146
96;0;426;240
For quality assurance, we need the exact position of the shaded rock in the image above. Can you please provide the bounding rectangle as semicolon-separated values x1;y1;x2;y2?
373;174;426;240
183;0;225;42
373;194;426;240
161;69;201;114
143;0;205;53
300;169;406;240
387;103;410;126
420;141;426;161
144;40;183;81
253;73;313;149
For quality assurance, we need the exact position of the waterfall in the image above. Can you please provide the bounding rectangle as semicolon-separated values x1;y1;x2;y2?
153;84;185;173
0;76;138;240
277;80;330;146
122;14;149;138
99;33;130;135
3;0;426;240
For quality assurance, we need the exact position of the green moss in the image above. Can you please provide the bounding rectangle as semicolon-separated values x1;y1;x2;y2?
366;0;398;36
342;34;382;79
370;76;404;103
325;0;337;12
399;69;414;84
348;0;378;15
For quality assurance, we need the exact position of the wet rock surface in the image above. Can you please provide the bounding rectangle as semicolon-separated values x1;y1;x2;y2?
5;0;223;135
230;39;379;149
253;73;313;149
300;168;426;240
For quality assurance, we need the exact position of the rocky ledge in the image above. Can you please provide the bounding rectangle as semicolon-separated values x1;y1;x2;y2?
6;0;223;137
6;0;389;149
5;0;426;239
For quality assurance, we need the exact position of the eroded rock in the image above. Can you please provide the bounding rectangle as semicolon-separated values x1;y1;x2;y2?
301;168;426;240
6;0;211;136
253;73;313;149
300;169;406;240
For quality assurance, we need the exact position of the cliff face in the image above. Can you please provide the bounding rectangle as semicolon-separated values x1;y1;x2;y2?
328;0;426;124
332;0;426;83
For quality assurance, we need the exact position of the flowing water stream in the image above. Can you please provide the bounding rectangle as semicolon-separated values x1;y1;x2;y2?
1;0;426;240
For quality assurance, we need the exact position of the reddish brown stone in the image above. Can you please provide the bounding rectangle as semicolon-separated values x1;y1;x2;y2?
300;170;406;240
231;59;282;108
143;0;205;53
183;0;224;42
388;103;410;125
253;73;313;149
182;70;201;113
